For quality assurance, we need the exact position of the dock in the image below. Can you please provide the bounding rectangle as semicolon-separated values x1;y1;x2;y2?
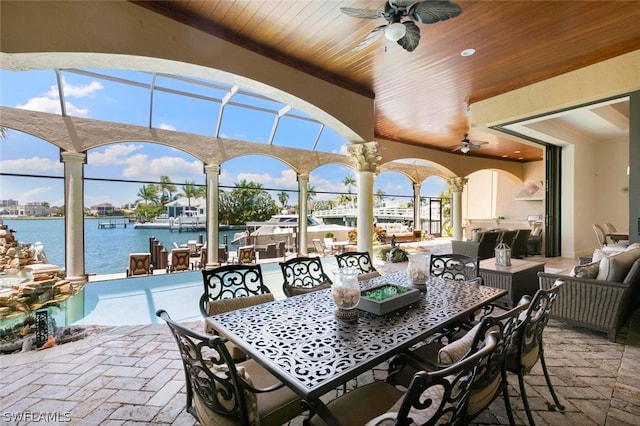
97;217;132;229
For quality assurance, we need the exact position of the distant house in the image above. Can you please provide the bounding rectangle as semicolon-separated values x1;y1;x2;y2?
90;203;121;216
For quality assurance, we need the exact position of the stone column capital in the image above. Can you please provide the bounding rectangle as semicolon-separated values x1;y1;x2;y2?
447;177;468;192
348;141;381;173
204;164;220;175
60;151;86;164
297;173;309;183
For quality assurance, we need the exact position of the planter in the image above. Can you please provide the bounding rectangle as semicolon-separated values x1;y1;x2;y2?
358;284;420;316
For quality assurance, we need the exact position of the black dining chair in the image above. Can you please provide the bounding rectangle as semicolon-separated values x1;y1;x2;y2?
157;310;302;426
280;256;332;297
388;296;532;425
306;332;501;426
506;280;566;426
429;253;480;281
200;264;273;360
335;251;380;277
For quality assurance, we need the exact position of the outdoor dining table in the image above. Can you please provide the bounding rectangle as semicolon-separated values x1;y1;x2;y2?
207;271;507;425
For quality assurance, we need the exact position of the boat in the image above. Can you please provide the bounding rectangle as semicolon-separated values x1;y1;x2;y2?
230;213;354;251
134;198;206;231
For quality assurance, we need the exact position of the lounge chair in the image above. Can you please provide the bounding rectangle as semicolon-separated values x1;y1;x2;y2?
167;248;191;272
126;252;152;276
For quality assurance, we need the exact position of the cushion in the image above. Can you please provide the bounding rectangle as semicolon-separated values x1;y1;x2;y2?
366;383;450;426
193;364;258;425
357;271;382;281
437;321;482;365
596;249;640;281
569;261;600;279
592;248;609;263
531;225;542;237
627;243;640;251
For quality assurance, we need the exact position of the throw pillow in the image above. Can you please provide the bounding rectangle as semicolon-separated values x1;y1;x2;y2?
437;321;482;365
569;261;600;279
596;249;640;281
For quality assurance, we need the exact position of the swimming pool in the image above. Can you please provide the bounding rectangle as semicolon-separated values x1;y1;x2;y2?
57;258;340;327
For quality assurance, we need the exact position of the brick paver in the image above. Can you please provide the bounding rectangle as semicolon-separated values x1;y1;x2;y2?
1;306;639;425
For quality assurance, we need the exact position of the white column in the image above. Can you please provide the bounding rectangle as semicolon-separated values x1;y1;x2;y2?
447;177;468;241
204;164;220;268
348;142;381;255
413;182;422;232
298;174;309;255
61;152;87;283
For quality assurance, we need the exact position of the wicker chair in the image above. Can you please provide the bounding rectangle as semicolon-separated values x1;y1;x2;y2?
279;256;332;297
306;332;501;426
511;228;532;258
157;310;302;426
234;245;256;264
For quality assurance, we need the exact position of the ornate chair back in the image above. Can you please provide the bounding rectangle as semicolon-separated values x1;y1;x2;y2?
279;256;332;297
169;248;191;272
200;264;270;317
335;251;377;275
387;333;501;426
430;253;480;281
127;252;152;276
157;310;301;425
506;279;566;425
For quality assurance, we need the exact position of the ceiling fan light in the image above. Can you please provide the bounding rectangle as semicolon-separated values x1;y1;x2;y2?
385;22;406;42
461;146;470;154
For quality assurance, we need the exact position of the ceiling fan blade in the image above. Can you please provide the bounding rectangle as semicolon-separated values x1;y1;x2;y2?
470;141;489;148
408;1;463;24
353;25;387;51
397;21;420;52
340;7;385;20
389;0;416;8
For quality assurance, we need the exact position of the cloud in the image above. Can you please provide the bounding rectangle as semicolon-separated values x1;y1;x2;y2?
16;96;90;117
158;123;176;131
16;76;103;117
45;77;103;98
121;154;203;182
0;156;63;173
88;144;144;166
19;186;54;203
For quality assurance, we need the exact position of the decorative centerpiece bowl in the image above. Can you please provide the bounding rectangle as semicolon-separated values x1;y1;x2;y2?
358;283;421;316
332;268;361;322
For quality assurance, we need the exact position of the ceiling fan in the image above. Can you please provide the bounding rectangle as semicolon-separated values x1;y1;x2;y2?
452;134;489;154
340;0;462;52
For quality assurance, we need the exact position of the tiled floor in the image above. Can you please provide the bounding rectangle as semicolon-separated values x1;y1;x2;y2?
2;250;639;425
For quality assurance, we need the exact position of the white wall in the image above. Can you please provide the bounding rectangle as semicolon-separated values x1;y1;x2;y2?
595;139;630;231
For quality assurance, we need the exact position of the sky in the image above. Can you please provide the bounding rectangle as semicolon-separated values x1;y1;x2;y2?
0;68;447;209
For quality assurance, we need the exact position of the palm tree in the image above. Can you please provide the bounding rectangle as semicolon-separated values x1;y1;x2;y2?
180;180;200;207
159;176;177;204
306;184;316;212
0;127;8;140
136;184;159;205
375;189;386;206
278;191;289;210
342;175;356;194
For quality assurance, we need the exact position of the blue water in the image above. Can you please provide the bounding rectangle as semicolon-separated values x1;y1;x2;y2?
2;218;240;276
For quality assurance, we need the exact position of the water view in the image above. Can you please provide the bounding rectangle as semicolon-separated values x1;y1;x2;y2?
2;218;239;276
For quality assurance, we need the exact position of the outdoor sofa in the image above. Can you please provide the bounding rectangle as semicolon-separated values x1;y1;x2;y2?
538;244;640;341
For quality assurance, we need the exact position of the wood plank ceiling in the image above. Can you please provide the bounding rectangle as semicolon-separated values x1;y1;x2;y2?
133;1;640;162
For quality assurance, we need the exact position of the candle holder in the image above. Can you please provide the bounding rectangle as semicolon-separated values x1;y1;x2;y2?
332;268;361;322
495;242;512;266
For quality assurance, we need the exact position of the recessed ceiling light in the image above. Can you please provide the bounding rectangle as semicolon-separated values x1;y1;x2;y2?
502;155;508;158
460;48;476;57
514;150;521;154
518;157;524;160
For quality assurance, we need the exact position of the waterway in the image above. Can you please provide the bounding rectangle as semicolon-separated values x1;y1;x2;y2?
1;218;241;276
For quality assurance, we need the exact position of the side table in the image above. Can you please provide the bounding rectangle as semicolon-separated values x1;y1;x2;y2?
479;258;545;308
